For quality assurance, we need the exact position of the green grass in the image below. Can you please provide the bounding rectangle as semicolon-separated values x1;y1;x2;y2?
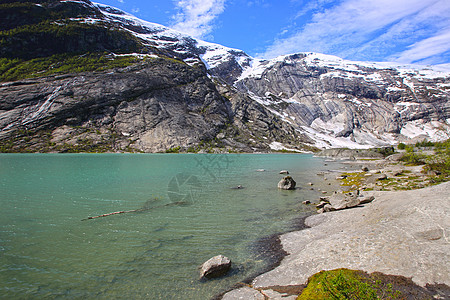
339;172;366;189
0;52;148;82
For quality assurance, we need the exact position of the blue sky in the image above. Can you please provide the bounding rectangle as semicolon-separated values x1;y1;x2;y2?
96;0;450;64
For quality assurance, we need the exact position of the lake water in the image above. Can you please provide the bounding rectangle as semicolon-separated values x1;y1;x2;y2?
0;153;342;299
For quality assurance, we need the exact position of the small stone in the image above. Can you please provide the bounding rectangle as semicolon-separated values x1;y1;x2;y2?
256;169;266;172
307;182;314;186
280;170;289;174
302;200;311;205
200;255;232;279
322;191;328;194
323;204;335;212
376;173;388;180
359;195;375;204
316;200;329;209
362;166;369;172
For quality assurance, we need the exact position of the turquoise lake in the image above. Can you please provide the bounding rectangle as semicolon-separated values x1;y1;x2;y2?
0;154;344;299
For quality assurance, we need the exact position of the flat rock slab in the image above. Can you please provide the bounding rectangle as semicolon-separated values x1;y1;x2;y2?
222;287;264;300
253;182;450;289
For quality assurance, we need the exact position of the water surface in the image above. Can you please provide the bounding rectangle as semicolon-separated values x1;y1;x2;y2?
0;153;339;299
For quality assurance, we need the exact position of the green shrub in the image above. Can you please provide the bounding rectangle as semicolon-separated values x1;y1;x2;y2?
397;143;406;150
0;52;147;82
415;139;435;148
298;269;402;300
165;146;181;153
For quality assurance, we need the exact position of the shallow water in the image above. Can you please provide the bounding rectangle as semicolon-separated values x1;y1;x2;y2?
0;153;341;299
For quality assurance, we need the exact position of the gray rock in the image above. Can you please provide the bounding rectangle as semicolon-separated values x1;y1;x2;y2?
328;191;360;210
260;289;298;300
376;173;388;180
359;195;375;205
200;255;231;279
302;200;311;205
222;287;264;300
251;182;450;289
279;170;289;174
316;200;329;209
278;176;296;190
385;153;404;161
413;228;444;241
322;204;336;212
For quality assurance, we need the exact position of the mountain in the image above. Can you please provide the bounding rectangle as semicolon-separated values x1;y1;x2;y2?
1;0;449;153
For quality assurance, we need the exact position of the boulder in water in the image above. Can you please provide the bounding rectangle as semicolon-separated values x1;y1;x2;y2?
278;176;296;190
200;255;232;279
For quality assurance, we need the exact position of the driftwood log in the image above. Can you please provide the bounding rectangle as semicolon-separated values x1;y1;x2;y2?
81;200;188;221
81;210;137;221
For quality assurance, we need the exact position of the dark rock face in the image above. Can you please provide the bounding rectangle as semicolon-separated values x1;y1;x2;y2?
0;59;231;152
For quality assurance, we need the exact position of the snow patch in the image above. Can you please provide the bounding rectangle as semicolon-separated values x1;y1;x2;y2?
269;142;305;153
400;120;450;141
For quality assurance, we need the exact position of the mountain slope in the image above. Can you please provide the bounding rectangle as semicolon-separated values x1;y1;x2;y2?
0;0;449;152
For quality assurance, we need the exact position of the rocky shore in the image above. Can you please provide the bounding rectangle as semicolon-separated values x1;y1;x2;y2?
221;155;450;299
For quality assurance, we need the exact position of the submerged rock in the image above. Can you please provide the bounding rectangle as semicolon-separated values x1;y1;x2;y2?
230;185;244;189
279;170;289;174
200;255;232;279
278;176;296;190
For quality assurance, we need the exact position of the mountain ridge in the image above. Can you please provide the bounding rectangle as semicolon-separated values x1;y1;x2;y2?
0;0;449;152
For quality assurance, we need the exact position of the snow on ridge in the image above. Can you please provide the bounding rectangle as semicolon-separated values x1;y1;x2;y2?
93;3;449;82
95;3;183;39
95;3;255;71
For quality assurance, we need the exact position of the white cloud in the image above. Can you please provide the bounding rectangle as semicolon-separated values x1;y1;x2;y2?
132;7;140;13
261;0;450;64
117;0;124;3
391;29;450;64
171;0;226;38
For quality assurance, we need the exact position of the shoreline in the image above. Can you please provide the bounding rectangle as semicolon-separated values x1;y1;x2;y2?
220;158;450;299
215;158;356;299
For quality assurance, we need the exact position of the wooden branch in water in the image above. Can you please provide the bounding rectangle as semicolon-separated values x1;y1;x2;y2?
81;200;189;221
81;210;136;221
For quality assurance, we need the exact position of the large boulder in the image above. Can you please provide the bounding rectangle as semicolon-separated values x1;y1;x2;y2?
200;255;231;279
317;191;375;213
278;176;296;190
328;191;360;210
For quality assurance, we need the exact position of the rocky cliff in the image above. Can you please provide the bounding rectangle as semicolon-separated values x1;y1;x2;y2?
0;0;449;152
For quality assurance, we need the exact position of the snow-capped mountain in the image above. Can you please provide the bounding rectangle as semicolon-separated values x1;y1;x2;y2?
0;0;449;152
94;3;450;149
